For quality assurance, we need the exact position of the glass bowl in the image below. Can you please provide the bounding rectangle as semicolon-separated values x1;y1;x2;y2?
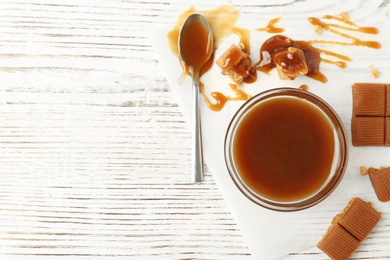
224;88;348;212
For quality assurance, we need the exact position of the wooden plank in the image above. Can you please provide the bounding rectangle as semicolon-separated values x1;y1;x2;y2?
0;0;389;258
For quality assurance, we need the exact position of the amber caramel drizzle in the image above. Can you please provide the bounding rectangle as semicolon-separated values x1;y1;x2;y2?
199;82;251;111
299;84;309;91
168;8;381;111
308;14;381;49
167;6;252;111
232;27;251;54
317;48;351;68
256;17;285;33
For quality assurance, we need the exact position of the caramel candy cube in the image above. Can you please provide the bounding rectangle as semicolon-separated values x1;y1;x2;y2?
216;44;251;85
273;47;308;80
352;116;384;146
317;224;360;260
337;197;382;241
352;83;385;116
369;167;390;202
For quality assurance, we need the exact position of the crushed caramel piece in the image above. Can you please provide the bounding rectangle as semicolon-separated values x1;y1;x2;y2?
370;65;380;79
340;12;349;22
360;166;368;175
273;47;308;80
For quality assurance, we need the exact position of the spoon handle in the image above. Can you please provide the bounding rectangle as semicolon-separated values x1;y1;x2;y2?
192;79;203;182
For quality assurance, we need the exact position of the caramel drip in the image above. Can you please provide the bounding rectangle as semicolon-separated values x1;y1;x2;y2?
308;16;381;49
317;48;350;68
299;84;309;91
323;15;378;34
229;83;252;101
306;70;327;83
321;59;347;68
317;48;352;61
256;17;285;33
243;67;257;84
232;27;251;54
199;82;251;111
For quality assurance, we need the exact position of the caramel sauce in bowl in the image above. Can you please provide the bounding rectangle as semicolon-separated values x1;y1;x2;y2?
224;88;348;211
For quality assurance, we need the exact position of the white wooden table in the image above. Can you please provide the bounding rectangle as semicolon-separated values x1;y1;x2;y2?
0;0;389;259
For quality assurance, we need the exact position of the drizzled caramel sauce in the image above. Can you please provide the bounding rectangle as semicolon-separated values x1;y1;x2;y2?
199;82;251;111
168;8;381;111
299;84;309;91
257;35;350;83
256;17;285;33
256;13;380;83
308;15;380;49
167;6;251;111
232;27;251;54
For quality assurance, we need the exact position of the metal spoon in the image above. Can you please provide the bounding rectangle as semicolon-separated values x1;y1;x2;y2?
178;14;213;182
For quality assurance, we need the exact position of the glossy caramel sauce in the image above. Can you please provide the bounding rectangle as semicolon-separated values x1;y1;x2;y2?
232;27;251;54
167;6;251;111
299;84;309;91
256;17;285;33
168;8;381;111
200;82;251;111
257;13;380;83
256;35;354;83
234;96;334;201
179;15;213;78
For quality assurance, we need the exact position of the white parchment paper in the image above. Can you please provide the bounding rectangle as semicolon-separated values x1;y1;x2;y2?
151;0;390;258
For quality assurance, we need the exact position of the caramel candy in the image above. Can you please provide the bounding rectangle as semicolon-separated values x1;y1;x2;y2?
273;47;308;80
352;116;384;146
318;224;360;260
351;83;390;146
369;167;390;202
317;197;381;259
352;83;385;116
337;197;382;241
216;44;251;85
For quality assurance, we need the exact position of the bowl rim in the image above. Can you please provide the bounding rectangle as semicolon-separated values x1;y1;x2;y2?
224;87;349;212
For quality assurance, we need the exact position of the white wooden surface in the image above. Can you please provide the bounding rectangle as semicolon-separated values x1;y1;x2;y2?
0;0;389;259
